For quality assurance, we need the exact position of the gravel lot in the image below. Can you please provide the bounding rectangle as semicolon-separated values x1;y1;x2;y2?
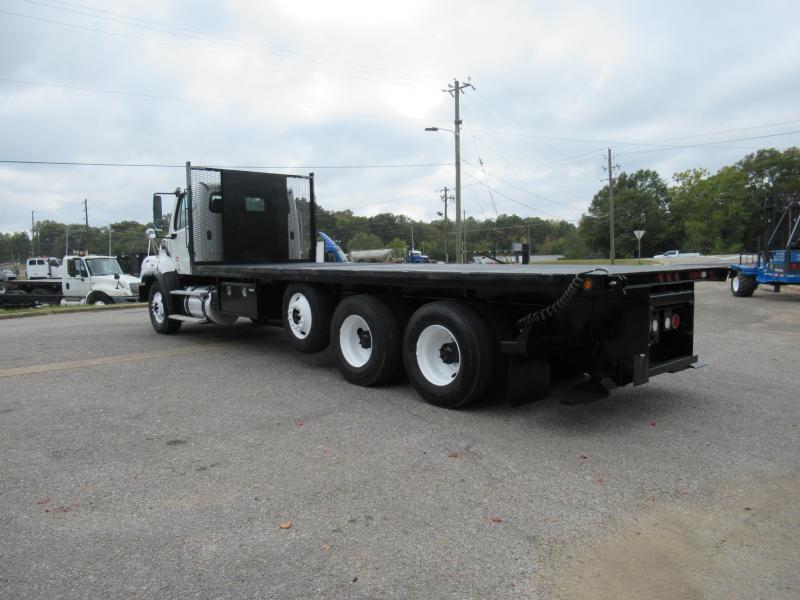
1;283;798;599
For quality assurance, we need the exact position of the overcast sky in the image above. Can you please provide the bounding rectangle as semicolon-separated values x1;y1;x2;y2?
1;0;799;235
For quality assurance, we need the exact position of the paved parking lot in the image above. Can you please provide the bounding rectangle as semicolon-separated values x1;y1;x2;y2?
1;284;798;599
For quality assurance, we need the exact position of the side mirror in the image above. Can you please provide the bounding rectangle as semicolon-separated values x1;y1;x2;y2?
145;228;156;240
153;194;163;230
114;273;120;280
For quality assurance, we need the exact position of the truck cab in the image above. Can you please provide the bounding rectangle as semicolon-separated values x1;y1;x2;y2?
26;257;61;279
62;255;140;304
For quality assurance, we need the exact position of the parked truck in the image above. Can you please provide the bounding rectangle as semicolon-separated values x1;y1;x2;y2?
0;255;140;306
138;164;728;408
24;256;62;279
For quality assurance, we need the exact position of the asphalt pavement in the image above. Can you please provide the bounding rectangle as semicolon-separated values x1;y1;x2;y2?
0;283;798;599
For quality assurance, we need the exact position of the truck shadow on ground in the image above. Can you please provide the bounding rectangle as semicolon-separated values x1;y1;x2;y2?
172;319;702;435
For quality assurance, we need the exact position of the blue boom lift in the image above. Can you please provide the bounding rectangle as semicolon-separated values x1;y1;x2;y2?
729;196;800;296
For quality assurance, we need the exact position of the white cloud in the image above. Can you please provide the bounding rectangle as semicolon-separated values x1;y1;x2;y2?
1;0;799;235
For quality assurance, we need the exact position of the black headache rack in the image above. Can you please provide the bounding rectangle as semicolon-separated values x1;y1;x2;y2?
185;163;316;268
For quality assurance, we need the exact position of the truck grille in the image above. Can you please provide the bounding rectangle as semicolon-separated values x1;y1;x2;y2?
129;282;139;296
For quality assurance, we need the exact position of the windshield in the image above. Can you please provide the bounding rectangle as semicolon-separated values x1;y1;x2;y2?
85;258;123;276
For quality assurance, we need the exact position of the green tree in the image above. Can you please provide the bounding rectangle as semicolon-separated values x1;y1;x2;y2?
580;169;675;257
347;232;383;251
386;237;408;256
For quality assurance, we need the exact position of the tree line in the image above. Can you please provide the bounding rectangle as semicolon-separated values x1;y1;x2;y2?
0;220;151;266
2;147;797;265
579;147;800;257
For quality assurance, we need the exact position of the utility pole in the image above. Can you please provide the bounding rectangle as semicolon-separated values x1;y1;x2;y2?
410;223;415;251
108;227;112;256
607;148;616;265
84;198;89;228
439;186;453;263
65;227;69;255
463;209;467;260
31;211;35;255
446;78;474;263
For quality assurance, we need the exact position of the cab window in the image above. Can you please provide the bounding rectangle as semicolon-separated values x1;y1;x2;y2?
175;193;189;230
67;259;88;277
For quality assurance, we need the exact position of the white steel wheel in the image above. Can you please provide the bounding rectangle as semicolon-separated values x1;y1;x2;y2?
403;301;494;409
339;314;373;368
287;293;312;339
330;295;403;386
151;291;165;324
148;282;181;334
415;324;461;386
282;283;332;353
731;276;740;293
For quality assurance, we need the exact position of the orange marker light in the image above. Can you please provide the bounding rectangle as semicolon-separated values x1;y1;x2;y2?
582;279;593;291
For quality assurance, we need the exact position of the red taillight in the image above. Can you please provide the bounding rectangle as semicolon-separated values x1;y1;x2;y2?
671;313;681;329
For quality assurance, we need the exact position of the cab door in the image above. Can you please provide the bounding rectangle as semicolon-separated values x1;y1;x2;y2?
173;193;191;274
64;257;91;299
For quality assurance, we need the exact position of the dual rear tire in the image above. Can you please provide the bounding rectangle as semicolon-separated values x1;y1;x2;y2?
287;285;497;408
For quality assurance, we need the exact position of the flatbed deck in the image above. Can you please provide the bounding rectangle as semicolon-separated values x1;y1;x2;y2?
194;261;724;288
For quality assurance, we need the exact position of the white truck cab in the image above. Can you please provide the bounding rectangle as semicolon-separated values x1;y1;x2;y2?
26;257;62;279
62;255;139;304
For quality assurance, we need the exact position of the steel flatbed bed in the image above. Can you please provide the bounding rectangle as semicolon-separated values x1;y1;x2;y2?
194;261;723;287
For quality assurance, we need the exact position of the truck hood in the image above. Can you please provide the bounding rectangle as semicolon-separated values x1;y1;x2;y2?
92;274;139;294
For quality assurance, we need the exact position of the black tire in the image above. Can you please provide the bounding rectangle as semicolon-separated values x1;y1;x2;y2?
282;283;332;354
148;282;182;334
0;282;7;295
30;288;49;295
403;301;494;408
331;295;403;386
730;274;756;297
88;293;112;305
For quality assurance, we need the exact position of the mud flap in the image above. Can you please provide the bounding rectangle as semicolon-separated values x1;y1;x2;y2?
507;357;550;406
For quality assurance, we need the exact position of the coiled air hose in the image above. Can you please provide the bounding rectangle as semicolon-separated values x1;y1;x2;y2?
516;268;610;332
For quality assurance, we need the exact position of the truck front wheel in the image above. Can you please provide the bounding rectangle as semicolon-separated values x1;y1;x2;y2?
149;282;182;334
403;301;494;409
282;283;332;353
731;274;756;297
331;295;402;386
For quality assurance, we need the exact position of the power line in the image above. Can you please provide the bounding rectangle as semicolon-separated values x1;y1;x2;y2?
33;0;443;86
467;126;800;149
460;168;580;223
0;160;453;169
461;159;586;212
5;4;439;88
0;77;448;124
